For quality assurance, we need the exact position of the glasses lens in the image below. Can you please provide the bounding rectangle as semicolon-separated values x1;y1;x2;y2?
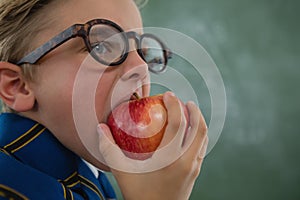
141;35;166;73
89;24;126;65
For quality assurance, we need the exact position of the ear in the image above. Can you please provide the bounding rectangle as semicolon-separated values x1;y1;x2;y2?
0;62;35;112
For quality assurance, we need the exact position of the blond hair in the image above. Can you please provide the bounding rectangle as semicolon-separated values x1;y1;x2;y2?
0;0;58;112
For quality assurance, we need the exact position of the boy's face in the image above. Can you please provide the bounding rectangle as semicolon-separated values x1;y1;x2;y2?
26;0;149;169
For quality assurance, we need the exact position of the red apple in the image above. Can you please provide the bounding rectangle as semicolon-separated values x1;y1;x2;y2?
107;94;167;160
107;93;189;160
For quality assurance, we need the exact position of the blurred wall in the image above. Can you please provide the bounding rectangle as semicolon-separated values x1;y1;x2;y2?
138;0;299;199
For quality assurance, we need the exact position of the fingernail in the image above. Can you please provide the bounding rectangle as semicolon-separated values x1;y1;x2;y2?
167;91;175;96
97;124;104;135
187;101;196;106
164;91;175;101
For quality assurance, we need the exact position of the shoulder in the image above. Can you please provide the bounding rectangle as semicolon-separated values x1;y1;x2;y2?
0;153;65;200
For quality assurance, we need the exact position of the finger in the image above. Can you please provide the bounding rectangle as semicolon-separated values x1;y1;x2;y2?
97;124;117;157
195;136;209;177
97;124;138;171
198;135;208;160
181;101;207;160
187;101;207;138
160;91;187;147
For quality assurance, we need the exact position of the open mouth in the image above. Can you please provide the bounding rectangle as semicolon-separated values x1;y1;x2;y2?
110;91;142;113
113;92;141;109
106;91;142;122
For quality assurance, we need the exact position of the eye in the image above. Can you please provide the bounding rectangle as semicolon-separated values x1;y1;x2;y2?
91;41;112;55
141;47;164;64
141;47;149;57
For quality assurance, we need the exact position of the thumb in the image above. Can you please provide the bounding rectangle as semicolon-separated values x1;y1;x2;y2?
97;123;116;156
97;123;115;142
97;123;142;173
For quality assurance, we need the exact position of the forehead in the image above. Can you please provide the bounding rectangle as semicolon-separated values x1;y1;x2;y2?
43;0;142;40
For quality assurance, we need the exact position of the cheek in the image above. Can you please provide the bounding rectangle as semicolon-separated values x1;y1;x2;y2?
95;72;116;122
34;60;80;125
39;72;75;120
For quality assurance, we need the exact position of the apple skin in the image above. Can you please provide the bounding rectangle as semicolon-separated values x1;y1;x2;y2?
107;95;168;160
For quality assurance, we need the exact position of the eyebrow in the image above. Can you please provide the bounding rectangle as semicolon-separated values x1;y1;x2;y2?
89;27;120;39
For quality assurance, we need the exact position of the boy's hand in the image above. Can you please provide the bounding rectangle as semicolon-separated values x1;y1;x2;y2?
97;92;208;200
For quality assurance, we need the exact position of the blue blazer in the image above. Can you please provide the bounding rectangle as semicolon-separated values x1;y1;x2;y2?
0;113;116;200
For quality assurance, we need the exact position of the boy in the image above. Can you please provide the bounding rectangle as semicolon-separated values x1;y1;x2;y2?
0;0;208;199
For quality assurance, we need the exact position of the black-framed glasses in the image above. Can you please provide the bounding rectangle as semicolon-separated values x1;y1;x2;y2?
15;19;172;73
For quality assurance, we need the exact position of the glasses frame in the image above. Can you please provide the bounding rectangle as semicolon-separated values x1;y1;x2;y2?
15;18;172;73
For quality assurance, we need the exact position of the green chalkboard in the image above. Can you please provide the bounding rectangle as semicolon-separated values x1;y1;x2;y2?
108;0;300;199
135;0;300;199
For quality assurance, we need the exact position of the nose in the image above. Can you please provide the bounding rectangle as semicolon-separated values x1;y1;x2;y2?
120;47;148;81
